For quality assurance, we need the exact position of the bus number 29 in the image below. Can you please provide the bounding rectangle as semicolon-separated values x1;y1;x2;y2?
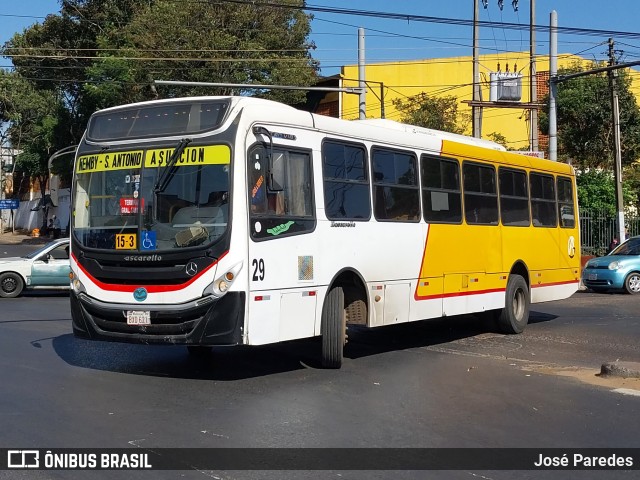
252;259;265;281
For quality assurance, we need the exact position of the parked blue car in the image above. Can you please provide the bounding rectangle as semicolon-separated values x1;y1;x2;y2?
582;236;640;294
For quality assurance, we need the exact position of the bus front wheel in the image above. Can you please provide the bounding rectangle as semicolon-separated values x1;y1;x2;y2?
496;274;530;334
321;286;346;369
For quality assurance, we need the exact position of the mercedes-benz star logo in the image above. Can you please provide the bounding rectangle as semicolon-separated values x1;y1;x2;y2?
185;261;198;276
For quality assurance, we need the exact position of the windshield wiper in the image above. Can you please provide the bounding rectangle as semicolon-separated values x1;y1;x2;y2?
154;138;192;193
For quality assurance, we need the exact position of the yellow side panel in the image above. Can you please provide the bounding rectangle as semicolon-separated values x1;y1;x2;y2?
414;140;581;300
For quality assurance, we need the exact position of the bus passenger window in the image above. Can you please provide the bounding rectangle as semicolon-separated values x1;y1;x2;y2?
557;176;575;228
422;155;462;224
530;173;557;227
463;162;498;225
322;140;370;220
372;147;420;222
499;168;530;226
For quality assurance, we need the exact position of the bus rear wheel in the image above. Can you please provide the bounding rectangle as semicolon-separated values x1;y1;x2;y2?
496;274;530;334
321;286;346;369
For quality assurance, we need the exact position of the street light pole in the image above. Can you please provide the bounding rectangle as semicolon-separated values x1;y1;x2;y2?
608;38;626;242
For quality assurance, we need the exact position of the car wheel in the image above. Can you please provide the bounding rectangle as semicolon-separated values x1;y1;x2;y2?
624;273;640;294
0;272;24;298
321;286;346;369
496;274;530;334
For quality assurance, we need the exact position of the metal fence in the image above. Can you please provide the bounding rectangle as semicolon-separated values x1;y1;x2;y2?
579;208;640;256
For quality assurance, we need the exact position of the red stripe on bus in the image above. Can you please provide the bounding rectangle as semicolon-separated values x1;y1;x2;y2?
414;280;580;300
531;280;580;288
71;250;228;293
415;287;506;301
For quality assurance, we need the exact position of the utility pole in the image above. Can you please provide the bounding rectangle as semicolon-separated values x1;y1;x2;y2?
529;0;538;151
608;38;626;242
472;0;482;138
548;10;557;161
358;27;366;120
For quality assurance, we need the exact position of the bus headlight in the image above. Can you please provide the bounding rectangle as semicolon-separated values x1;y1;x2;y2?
217;280;229;293
204;261;243;298
70;272;86;294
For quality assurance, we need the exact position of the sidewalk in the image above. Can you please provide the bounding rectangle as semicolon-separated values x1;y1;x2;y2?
0;230;52;245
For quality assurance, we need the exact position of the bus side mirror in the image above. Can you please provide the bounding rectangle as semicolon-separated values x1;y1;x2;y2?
269;152;285;192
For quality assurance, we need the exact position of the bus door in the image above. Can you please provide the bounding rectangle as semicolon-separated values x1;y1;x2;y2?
246;143;319;345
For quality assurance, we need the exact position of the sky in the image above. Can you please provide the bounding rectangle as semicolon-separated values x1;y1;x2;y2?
1;0;640;77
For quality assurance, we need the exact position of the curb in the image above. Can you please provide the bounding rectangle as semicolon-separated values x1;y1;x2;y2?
0;234;51;246
600;361;640;379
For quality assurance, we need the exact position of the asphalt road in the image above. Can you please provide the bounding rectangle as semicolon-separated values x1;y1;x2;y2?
1;242;639;480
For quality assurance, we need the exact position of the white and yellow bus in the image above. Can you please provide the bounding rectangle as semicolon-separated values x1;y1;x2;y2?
69;96;581;368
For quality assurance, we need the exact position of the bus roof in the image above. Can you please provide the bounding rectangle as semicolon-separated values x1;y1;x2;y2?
89;96;572;175
354;118;507;152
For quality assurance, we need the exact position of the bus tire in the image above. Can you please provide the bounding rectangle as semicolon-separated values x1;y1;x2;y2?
497;274;530;334
0;272;24;298
321;286;346;369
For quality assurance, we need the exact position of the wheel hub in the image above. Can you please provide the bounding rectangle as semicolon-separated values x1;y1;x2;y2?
2;278;16;292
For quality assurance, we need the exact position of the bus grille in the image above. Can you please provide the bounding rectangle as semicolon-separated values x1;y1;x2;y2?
81;301;210;336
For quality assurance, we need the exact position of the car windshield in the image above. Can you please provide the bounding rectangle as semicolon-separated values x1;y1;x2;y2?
22;241;67;259
610;237;640;256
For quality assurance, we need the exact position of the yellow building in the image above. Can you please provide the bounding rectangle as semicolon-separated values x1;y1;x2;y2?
329;52;596;152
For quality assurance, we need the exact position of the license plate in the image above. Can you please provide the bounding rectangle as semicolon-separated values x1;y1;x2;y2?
588;274;597;281
116;233;137;250
126;310;150;325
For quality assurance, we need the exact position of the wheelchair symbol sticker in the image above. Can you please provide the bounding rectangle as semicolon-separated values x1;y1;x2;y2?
141;231;156;251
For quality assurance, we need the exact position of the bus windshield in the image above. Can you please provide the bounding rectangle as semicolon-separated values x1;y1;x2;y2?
72;144;231;252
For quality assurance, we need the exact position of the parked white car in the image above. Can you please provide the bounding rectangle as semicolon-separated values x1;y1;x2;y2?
0;238;71;298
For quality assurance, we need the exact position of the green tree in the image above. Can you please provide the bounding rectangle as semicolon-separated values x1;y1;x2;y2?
486;131;508;149
576;170;635;216
539;61;640;169
0;70;66;226
2;0;319;192
3;1;144;143
392;92;468;134
105;0;318;104
4;0;318;114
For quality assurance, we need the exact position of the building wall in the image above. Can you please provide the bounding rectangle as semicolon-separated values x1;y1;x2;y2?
1;187;70;234
340;52;592;151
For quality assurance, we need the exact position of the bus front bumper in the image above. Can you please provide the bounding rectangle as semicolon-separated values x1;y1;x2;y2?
70;291;245;346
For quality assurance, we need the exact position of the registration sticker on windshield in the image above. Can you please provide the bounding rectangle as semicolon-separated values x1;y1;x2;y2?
116;233;137;250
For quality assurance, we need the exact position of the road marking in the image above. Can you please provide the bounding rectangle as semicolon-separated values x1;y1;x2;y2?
612;388;640;397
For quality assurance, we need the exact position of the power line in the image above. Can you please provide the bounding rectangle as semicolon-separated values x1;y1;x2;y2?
217;0;640;40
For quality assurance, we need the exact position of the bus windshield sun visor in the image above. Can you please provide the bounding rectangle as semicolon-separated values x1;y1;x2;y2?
154;138;192;194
